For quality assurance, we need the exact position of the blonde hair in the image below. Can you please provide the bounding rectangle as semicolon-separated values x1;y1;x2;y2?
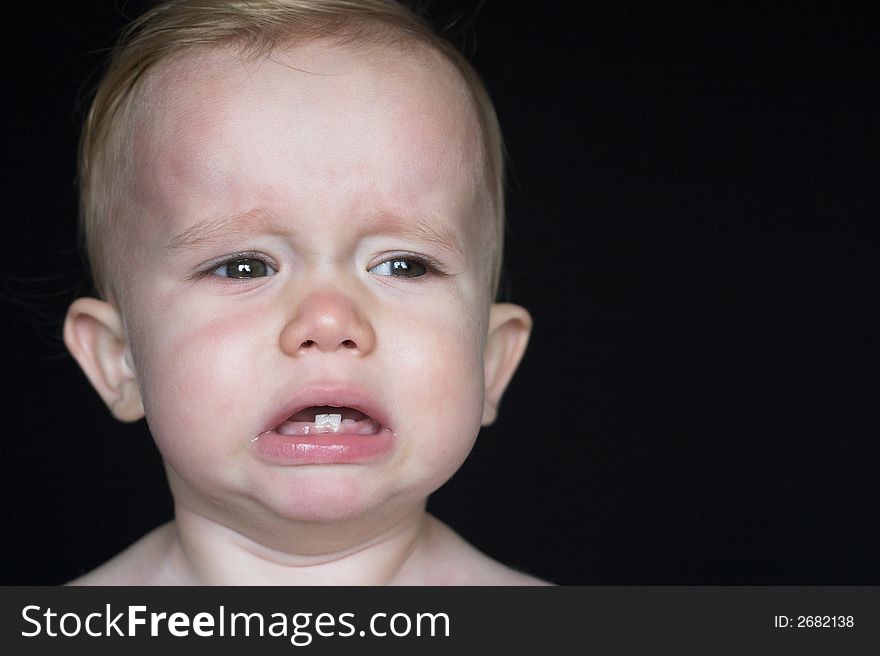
78;0;505;301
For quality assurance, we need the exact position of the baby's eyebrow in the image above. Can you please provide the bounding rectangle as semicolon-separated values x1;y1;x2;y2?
359;211;464;256
166;210;282;251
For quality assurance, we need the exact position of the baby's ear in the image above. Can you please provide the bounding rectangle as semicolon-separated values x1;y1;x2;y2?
482;302;532;426
63;297;144;422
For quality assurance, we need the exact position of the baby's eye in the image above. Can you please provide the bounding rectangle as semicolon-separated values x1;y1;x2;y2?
213;257;276;279
369;257;428;278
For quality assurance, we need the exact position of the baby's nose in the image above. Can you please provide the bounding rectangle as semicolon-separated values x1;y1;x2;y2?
279;290;376;356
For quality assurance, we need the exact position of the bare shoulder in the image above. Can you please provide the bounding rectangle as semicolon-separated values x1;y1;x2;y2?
418;516;553;586
66;522;179;586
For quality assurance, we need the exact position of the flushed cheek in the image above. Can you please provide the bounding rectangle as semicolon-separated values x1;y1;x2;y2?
386;315;486;484
130;309;266;474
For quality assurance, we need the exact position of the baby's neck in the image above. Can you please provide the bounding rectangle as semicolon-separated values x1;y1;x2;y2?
163;504;434;585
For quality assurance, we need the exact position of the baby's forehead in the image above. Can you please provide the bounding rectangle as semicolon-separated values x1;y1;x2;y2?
119;38;494;258
140;38;480;138
129;39;486;198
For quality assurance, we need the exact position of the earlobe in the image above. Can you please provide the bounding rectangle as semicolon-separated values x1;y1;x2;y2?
63;297;144;422
482;302;532;425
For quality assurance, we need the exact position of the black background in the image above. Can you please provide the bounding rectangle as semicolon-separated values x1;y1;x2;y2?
2;1;878;585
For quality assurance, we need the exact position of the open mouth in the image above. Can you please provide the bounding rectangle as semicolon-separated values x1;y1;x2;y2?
274;406;382;436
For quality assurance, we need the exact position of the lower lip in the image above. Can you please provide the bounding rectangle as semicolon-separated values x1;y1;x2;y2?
250;429;395;466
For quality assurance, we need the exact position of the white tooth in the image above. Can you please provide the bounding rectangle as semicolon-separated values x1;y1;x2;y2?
314;413;342;431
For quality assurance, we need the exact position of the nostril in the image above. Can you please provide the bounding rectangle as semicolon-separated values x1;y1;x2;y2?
341;339;356;349
301;340;316;348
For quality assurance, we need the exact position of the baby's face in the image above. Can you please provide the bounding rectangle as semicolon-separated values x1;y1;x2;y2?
113;41;500;530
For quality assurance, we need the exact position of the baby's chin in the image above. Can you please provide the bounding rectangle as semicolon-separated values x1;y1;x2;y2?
239;468;425;527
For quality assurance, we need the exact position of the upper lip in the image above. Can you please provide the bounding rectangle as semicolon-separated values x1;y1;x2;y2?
261;383;391;435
